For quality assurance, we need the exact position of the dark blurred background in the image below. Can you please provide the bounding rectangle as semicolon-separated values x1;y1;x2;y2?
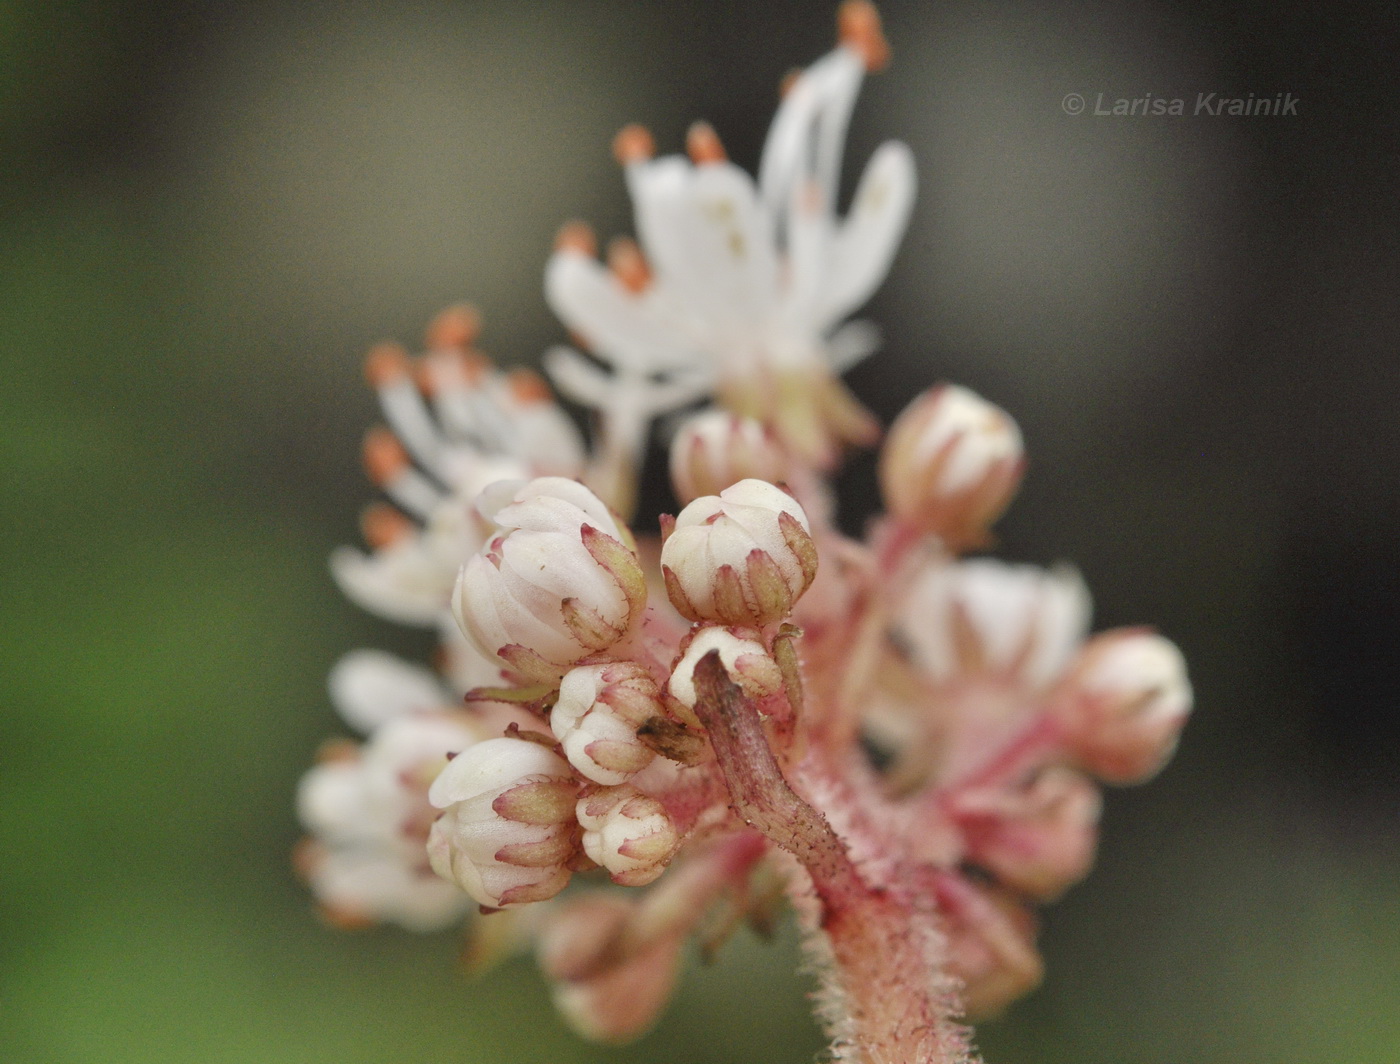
3;1;1397;1061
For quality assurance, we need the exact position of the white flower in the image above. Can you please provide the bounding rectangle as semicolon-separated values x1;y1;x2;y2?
326;649;453;734
454;477;647;683
899;559;1091;691
668;409;789;505
1056;629;1193;783
543;4;913;467
879;385;1024;546
297;843;475;933
427;736;581;909
577;785;681;886
330;313;584;628
551;662;664;785
296;708;482;931
661;479;817;627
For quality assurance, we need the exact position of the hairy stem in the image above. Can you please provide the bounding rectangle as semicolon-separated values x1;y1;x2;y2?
690;652;976;1064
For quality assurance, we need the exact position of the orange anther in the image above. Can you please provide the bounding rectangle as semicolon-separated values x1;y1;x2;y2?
686;121;727;164
838;0;890;72
364;341;410;388
319;903;376;931
554;220;598;258
506;368;552;405
607;236;651;294
612;123;656;165
315;737;361;765
291;837;325;882
361;502;415;549
779;67;803;98
363;426;410;485
425;304;481;352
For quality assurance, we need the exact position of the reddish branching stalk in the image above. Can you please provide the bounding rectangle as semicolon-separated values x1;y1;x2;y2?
691;652;976;1064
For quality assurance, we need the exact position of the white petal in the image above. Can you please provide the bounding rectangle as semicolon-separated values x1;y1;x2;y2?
328;649;452;733
545;252;698;375
758;47;865;215
825;319;882;372
818;140;917;330
330;544;450;627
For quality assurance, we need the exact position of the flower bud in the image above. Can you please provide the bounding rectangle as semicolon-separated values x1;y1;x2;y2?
454;477;646;683
538;894;684;1044
879;385;1024;547
426;737;581;908
951;768;1101;901
661;479;817;627
1056;629;1192;783
577;785;681;886
940;880;1043;1019
551;662;664;785
667;627;784;720
668;410;787;504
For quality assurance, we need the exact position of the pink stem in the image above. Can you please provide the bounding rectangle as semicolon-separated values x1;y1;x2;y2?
690;652;976;1064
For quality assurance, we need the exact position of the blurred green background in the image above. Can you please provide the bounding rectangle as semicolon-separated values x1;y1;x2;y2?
3;1;1397;1062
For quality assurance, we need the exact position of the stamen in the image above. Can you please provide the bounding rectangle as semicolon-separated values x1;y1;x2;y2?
363;426;411;486
360;502;415;549
425;304;481;352
315;737;360;764
838;0;890;72
607;237;651;293
555;220;598;258
505;368;553;405
612;123;655;165
779;67;803;98
686;121;727;165
364;342;411;389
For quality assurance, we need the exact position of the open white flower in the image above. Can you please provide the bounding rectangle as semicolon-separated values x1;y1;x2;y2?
900;559;1091;691
331;311;584;628
296;706;483;931
544;2;914;469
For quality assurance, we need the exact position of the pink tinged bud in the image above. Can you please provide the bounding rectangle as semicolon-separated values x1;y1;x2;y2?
660;479;817;627
938;877;1044;1019
668;410;788;505
879;385;1024;548
551;662;664;785
426;737;581;908
538;895;685;1044
453;477;646;683
1058;629;1193;784
667;627;784;722
951;768;1102;900
577;785;681;886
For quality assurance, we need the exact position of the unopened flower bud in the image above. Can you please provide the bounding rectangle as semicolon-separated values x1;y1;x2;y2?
667;627;784;719
939;878;1043;1019
951;768;1102;901
879;385;1024;547
454;477;647;683
668;411;788;504
538;894;684;1044
577;785;681;886
661;479;817;627
1056;629;1192;783
426;737;581;908
552;662;664;785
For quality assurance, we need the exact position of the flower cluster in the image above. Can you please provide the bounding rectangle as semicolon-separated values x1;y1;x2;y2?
294;5;1192;1061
